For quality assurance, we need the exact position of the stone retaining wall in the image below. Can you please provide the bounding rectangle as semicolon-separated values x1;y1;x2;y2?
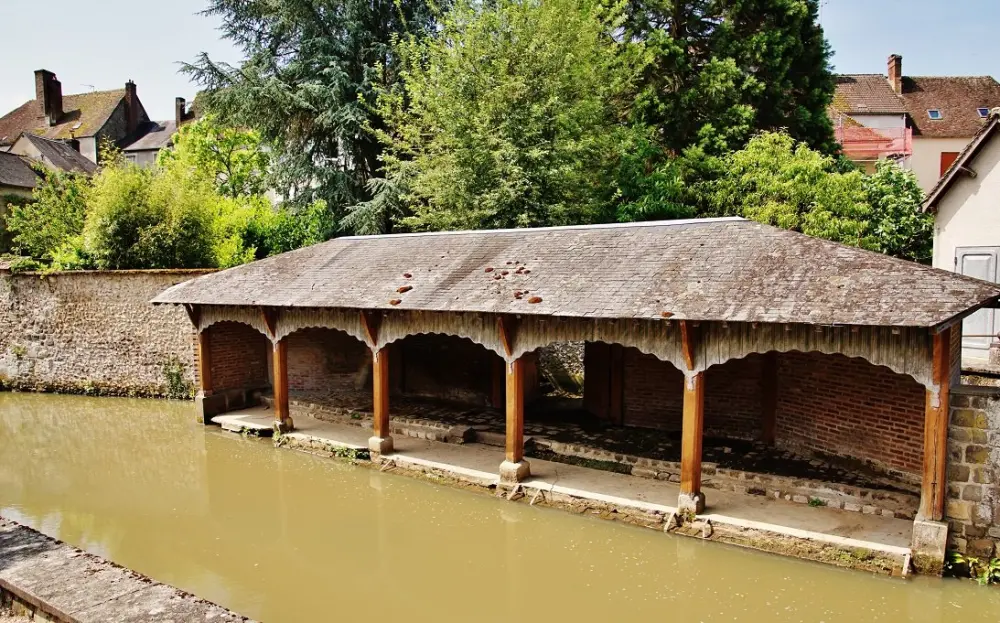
946;385;1000;559
0;269;208;396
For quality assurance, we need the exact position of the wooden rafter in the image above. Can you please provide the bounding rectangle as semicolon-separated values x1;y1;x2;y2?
183;304;201;329
260;307;279;339
497;316;514;358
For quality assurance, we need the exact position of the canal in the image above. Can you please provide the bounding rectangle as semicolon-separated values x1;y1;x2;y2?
1;393;999;622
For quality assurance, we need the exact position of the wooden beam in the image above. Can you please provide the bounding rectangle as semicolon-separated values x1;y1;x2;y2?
919;327;951;521
680;372;705;496
680;320;696;371
360;310;381;348
761;352;777;445
260;307;279;339
505;358;526;463
183;304;201;329
373;347;390;439
196;330;212;394
497;316;514;358
273;338;291;430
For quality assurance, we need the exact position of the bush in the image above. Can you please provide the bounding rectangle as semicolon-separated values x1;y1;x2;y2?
6;169;89;261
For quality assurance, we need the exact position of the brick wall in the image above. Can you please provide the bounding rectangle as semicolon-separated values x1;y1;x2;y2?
399;334;497;405
946;386;1000;559
775;351;925;478
0;269;208;396
620;349;762;438
206;321;270;392
286;328;370;392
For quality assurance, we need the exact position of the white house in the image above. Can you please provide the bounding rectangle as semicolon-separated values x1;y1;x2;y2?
832;55;1000;192
924;110;1000;367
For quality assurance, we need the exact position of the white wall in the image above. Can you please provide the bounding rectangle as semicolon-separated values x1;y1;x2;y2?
126;150;159;168
932;134;1000;364
78;137;98;164
911;136;972;193
850;114;906;130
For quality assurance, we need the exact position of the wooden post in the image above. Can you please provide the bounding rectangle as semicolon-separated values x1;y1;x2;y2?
500;357;530;482
273;338;293;432
678;320;705;514
197;331;212;395
919;328;951;521
372;348;391;445
761;352;777;446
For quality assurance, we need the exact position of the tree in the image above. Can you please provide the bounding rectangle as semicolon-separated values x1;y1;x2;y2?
625;0;835;155
6;168;89;261
863;159;933;263
361;0;641;232
158;116;270;198
183;0;439;218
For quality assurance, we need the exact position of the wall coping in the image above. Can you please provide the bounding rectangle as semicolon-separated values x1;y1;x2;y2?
5;268;216;277
952;383;1000;397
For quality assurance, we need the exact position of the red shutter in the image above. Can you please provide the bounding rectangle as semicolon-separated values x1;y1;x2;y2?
940;151;960;177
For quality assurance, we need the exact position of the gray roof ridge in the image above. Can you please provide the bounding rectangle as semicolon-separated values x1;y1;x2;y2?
341;216;746;241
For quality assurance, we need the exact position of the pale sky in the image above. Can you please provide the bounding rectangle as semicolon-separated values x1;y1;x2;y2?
0;0;997;121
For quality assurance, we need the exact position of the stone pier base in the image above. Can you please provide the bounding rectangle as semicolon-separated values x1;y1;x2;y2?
275;417;295;434
910;519;949;575
678;492;706;515
369;436;394;459
499;460;531;483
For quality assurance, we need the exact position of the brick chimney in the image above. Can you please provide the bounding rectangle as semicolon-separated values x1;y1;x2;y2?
887;54;902;94
175;97;187;128
124;80;139;135
34;69;63;126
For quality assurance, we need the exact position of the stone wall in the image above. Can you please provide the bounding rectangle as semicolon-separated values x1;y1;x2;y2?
0;269;207;396
946;385;1000;559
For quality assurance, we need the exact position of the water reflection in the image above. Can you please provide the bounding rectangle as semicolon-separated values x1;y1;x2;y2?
1;393;998;622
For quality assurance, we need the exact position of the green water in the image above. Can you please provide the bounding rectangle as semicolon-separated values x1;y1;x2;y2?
1;392;998;622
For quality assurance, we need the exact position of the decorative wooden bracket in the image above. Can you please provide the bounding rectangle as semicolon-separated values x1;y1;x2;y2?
680;320;697;371
183;304;201;329
360;310;381;348
497;316;515;358
260;307;279;340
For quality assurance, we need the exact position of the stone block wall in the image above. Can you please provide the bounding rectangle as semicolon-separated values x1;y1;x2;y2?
946;385;1000;559
0;269;208;396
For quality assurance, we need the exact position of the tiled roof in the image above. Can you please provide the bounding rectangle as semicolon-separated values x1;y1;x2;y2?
18;134;96;174
153;218;1000;328
0;152;39;189
901;76;1000;138
832;75;906;114
0;89;125;146
923;111;1000;211
123;120;177;152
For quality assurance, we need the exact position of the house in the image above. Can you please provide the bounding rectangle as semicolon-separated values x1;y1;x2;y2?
923;109;1000;367
0;152;40;199
7;133;96;175
0;70;150;165
122;97;196;167
831;55;1000;191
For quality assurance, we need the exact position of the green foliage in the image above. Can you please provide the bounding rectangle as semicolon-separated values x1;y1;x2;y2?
7;168;89;261
625;0;835;155
158;116;270;197
708;132;870;246
183;0;439;217
946;551;1000;586
862;159;933;263
161;356;194;399
369;0;639;232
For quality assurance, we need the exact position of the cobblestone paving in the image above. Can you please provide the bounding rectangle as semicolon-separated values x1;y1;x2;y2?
288;390;913;494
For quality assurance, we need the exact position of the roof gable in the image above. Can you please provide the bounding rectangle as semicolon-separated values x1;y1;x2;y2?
0;152;40;189
923;111;1000;211
13;134;96;174
153;218;1000;329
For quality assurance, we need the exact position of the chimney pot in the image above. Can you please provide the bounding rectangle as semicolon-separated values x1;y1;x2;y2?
888;54;902;94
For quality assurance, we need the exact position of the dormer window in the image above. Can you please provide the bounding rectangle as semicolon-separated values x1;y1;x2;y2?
978;107;991;118
928;109;943;120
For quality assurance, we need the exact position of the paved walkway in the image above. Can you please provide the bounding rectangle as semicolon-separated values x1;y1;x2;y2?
224;408;913;550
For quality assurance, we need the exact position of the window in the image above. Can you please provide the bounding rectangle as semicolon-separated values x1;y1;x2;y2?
979;107;991;118
124;153;137;164
928;109;943;120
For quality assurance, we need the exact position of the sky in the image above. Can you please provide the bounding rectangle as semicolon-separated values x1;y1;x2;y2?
0;0;998;121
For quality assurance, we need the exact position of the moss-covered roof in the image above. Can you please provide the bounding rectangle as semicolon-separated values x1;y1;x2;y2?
0;89;124;146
